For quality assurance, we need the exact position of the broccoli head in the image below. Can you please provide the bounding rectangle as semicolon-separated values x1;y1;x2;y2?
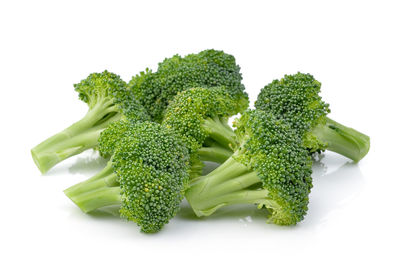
64;120;189;233
162;87;243;171
255;72;370;161
186;109;313;225
129;49;248;122
31;70;149;174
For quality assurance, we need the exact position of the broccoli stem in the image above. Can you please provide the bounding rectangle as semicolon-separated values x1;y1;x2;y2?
67;186;121;213
186;156;268;217
202;116;237;151
31;100;121;173
311;117;370;162
65;160;115;195
198;146;233;163
64;161;120;212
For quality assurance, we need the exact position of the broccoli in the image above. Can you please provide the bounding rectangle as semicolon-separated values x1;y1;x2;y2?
161;87;246;177
31;71;149;174
185;110;313;225
64;120;190;233
129;49;248;122
255;72;370;162
33;49;247;174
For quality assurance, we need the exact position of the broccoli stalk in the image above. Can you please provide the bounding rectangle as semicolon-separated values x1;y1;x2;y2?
67;187;121;214
195;116;237;163
198;135;235;163
198;146;233;164
202;116;237;151
64;161;120;213
186;110;313;225
309;117;370;162
31;70;149;174
186;156;266;216
31;100;120;174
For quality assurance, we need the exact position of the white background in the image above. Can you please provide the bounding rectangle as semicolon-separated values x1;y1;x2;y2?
1;0;399;279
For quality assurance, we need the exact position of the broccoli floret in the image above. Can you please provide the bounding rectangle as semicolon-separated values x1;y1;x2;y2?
97;120;130;158
64;120;189;233
162;87;244;169
186;110;313;225
31;71;149;174
255;72;370;162
129;49;248;122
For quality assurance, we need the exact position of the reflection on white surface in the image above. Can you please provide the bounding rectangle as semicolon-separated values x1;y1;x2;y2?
305;152;365;228
42;150;108;176
68;150;108;175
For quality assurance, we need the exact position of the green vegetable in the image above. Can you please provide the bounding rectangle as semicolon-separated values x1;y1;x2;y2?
129;49;248;122
162;86;246;160
186;110;313;225
255;72;370;161
64;121;190;233
31;71;149;174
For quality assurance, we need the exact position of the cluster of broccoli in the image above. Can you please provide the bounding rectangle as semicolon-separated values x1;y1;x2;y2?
32;49;370;233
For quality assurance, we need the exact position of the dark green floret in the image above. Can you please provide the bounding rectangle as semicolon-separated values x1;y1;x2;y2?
255;72;370;161
129;49;248;122
64;121;189;233
31;70;149;174
162;87;244;170
97;120;130;158
186;110;313;225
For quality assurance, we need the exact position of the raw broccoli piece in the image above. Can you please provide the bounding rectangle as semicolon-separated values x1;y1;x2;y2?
186;110;313;225
31;71;149;174
129;49;248;122
162;87;245;171
97;120;130;158
255;72;370;162
64;120;189;233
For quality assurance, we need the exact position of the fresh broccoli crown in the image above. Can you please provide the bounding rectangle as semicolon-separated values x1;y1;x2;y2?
74;70;129;108
255;72;330;152
128;68;153;92
119;94;151;123
112;121;190;233
234;110;313;225
74;70;150;121
98;120;130;157
128;49;248;122
162;87;239;157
